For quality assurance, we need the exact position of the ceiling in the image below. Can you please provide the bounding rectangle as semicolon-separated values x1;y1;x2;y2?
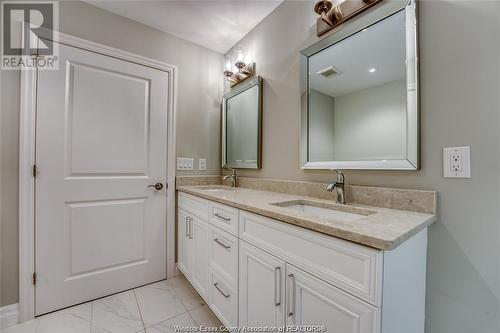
83;0;283;54
309;11;405;97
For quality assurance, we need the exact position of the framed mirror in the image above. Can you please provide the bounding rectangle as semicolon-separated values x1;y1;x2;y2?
300;0;419;170
222;76;263;169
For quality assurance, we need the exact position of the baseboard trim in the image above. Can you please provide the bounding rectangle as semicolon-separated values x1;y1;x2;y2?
0;303;19;329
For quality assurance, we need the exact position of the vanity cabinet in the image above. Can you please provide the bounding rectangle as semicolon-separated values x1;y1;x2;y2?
177;194;211;301
177;209;193;278
239;241;286;327
177;192;427;333
177;209;210;299
191;216;209;297
286;264;378;333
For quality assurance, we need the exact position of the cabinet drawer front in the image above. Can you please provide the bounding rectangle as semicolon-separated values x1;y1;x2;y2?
209;271;238;327
286;264;380;333
239;211;382;306
209;202;239;236
209;225;238;287
178;192;209;220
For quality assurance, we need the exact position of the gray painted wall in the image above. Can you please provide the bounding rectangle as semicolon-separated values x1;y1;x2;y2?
0;0;223;306
225;1;500;332
333;79;406;161
308;89;335;161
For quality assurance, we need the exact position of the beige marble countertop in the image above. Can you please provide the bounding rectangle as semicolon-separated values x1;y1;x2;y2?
177;185;436;251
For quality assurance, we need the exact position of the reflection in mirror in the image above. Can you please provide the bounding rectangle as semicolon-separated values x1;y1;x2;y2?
309;12;405;161
301;0;418;170
222;76;262;169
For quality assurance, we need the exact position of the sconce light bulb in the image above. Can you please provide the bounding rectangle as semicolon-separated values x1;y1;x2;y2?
237;51;244;63
225;60;232;71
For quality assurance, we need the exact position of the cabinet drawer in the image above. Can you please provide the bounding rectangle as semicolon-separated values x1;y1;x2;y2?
209;202;239;236
239;211;383;306
209;225;238;287
178;192;209;220
209;271;238;327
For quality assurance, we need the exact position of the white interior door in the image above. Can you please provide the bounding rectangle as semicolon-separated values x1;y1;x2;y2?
35;42;169;315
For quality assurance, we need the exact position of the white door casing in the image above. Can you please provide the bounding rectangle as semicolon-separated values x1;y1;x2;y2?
19;33;177;320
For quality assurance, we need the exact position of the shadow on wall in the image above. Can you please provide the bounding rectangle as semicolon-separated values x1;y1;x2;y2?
426;222;500;333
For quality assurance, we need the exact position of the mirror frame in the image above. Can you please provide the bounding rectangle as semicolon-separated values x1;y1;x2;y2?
222;76;263;169
300;0;419;170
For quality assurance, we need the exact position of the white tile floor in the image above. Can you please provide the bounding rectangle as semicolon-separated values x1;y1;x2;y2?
4;275;222;333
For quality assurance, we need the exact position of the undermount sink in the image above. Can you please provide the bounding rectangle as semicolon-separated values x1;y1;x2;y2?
198;185;236;193
271;199;376;222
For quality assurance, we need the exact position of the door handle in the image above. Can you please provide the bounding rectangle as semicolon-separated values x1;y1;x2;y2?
287;273;295;317
148;182;164;191
185;217;189;237
214;282;230;298
274;266;281;306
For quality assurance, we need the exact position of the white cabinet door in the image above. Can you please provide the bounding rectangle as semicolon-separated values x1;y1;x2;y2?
191;216;209;299
178;209;193;278
286;264;379;333
36;42;169;315
239;241;286;327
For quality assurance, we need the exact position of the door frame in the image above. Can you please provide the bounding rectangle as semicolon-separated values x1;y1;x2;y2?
19;31;178;322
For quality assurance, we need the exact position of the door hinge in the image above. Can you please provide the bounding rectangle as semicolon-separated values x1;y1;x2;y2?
32;164;37;178
32;272;37;285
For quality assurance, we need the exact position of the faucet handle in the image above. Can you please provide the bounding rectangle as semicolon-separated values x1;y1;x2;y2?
331;169;345;182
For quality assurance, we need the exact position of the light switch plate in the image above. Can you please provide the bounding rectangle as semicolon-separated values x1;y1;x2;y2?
198;158;207;170
443;146;471;178
177;157;194;170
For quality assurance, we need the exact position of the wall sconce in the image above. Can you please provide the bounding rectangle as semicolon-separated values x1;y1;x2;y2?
314;0;382;36
224;50;255;87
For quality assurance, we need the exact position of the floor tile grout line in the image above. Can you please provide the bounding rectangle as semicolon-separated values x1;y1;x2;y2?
168;275;207;313
139;277;193;330
186;309;199;328
147;311;196;332
142;308;191;330
133;289;147;333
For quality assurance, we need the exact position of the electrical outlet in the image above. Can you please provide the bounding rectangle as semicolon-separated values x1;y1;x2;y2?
177;157;194;170
199;158;207;171
443;146;471;178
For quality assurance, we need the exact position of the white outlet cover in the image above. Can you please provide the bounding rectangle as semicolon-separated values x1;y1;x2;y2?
199;158;207;170
177;157;184;170
443;146;471;178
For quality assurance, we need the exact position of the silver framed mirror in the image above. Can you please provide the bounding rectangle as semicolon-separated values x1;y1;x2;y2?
300;0;419;170
222;76;263;169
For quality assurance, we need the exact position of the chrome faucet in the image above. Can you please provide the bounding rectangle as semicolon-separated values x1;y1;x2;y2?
223;167;238;188
326;169;346;204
